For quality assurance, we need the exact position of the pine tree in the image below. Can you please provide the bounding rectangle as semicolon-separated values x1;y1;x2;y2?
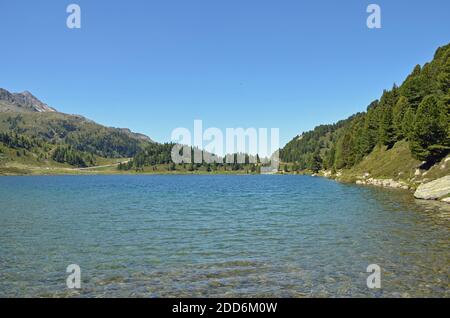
325;146;336;170
401;65;424;109
392;96;410;139
352;120;366;163
402;107;415;141
410;95;449;161
360;103;379;155
377;90;396;147
309;150;323;172
437;56;450;94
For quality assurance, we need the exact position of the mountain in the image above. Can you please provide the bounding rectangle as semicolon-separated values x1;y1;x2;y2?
280;43;450;180
0;88;155;170
0;89;57;113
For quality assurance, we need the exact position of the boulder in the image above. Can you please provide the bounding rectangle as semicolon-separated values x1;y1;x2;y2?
414;176;450;200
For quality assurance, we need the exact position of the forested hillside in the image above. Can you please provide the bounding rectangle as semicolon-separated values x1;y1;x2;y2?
281;43;450;173
0;112;152;158
0;89;156;170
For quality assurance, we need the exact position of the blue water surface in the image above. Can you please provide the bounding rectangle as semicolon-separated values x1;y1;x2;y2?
0;175;448;297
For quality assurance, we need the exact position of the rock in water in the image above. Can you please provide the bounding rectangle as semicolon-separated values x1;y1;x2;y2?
414;176;450;200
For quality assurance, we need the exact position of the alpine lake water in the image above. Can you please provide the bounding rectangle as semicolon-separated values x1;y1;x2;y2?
0;175;448;297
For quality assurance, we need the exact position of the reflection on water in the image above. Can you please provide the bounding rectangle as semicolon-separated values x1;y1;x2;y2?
0;175;448;297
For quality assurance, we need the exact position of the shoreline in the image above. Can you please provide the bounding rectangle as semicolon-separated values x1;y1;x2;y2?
2;165;449;205
314;170;450;205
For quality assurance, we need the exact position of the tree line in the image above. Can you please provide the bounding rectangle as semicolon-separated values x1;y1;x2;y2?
0;132;43;151
120;143;264;172
52;145;95;167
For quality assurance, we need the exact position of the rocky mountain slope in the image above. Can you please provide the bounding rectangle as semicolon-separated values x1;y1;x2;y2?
0;89;57;113
0;88;155;170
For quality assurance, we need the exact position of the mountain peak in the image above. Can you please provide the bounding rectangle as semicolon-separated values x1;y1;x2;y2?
12;90;57;113
20;90;35;97
0;88;57;113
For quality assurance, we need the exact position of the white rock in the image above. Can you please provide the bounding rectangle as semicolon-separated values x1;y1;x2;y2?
323;170;332;177
414;176;450;200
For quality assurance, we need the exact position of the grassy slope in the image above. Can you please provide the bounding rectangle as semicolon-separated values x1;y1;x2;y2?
350;140;420;180
0;101;26;113
279;139;450;190
336;140;450;187
0;141;129;175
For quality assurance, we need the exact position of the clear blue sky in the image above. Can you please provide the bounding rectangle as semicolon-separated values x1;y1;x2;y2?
0;0;449;146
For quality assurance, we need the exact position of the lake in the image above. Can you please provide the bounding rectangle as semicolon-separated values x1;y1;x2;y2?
0;175;448;297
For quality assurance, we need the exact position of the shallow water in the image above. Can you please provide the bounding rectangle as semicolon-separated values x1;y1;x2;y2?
0;175;448;297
